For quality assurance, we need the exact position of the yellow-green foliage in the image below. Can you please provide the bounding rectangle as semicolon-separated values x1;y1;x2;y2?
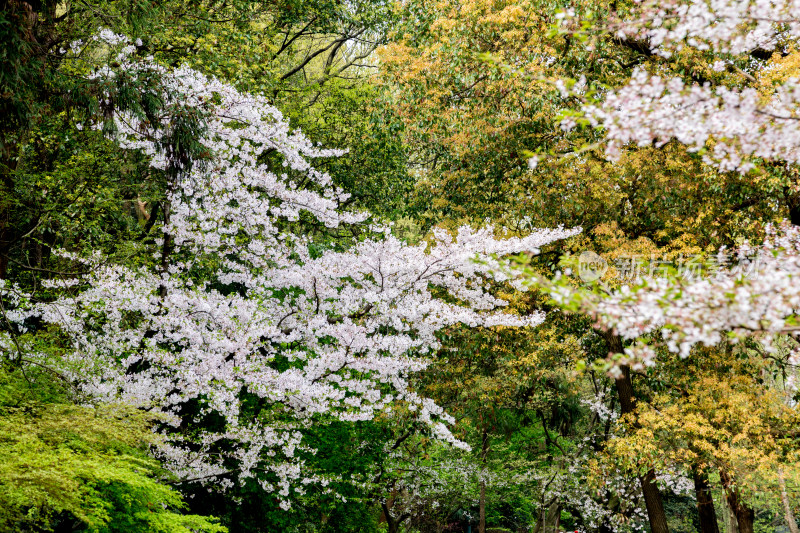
0;367;226;533
597;346;800;508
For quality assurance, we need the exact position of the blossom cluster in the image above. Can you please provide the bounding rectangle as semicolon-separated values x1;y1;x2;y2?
552;224;800;367
556;0;800;172
614;0;800;55
0;33;580;496
578;68;800;172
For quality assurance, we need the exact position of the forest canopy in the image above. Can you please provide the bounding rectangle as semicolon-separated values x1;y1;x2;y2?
1;0;800;532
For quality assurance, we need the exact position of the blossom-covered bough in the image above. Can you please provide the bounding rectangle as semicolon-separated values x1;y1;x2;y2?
547;0;800;361
548;223;800;372
539;6;800;529
558;0;800;172
0;33;580;500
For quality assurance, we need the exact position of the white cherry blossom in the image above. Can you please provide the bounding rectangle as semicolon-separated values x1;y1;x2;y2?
1;40;580;496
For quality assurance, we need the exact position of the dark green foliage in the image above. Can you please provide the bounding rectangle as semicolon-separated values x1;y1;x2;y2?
181;421;390;533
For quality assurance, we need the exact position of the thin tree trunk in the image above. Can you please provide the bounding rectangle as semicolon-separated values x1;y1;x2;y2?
605;332;670;533
1;144;16;280
381;501;410;533
158;199;172;298
479;428;488;533
723;493;738;533
0;205;12;281
721;471;754;533
640;469;670;533
479;479;486;533
732;503;755;533
692;466;720;533
780;470;799;533
554;506;560;533
533;501;560;533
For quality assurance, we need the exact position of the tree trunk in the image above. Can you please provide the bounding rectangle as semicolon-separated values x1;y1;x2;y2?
692;466;720;533
780;470;799;533
721;472;754;533
723;496;738;533
533;501;560;533
0;206;12;280
479;478;486;533
605;332;671;533
479;429;488;533
1;144;15;280
0;244;7;279
381;501;409;533
732;503;755;533
639;469;670;533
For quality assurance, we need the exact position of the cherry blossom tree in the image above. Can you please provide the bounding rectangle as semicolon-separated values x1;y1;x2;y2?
559;0;800;175
543;0;800;370
547;223;800;373
0;32;580;502
527;6;800;528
